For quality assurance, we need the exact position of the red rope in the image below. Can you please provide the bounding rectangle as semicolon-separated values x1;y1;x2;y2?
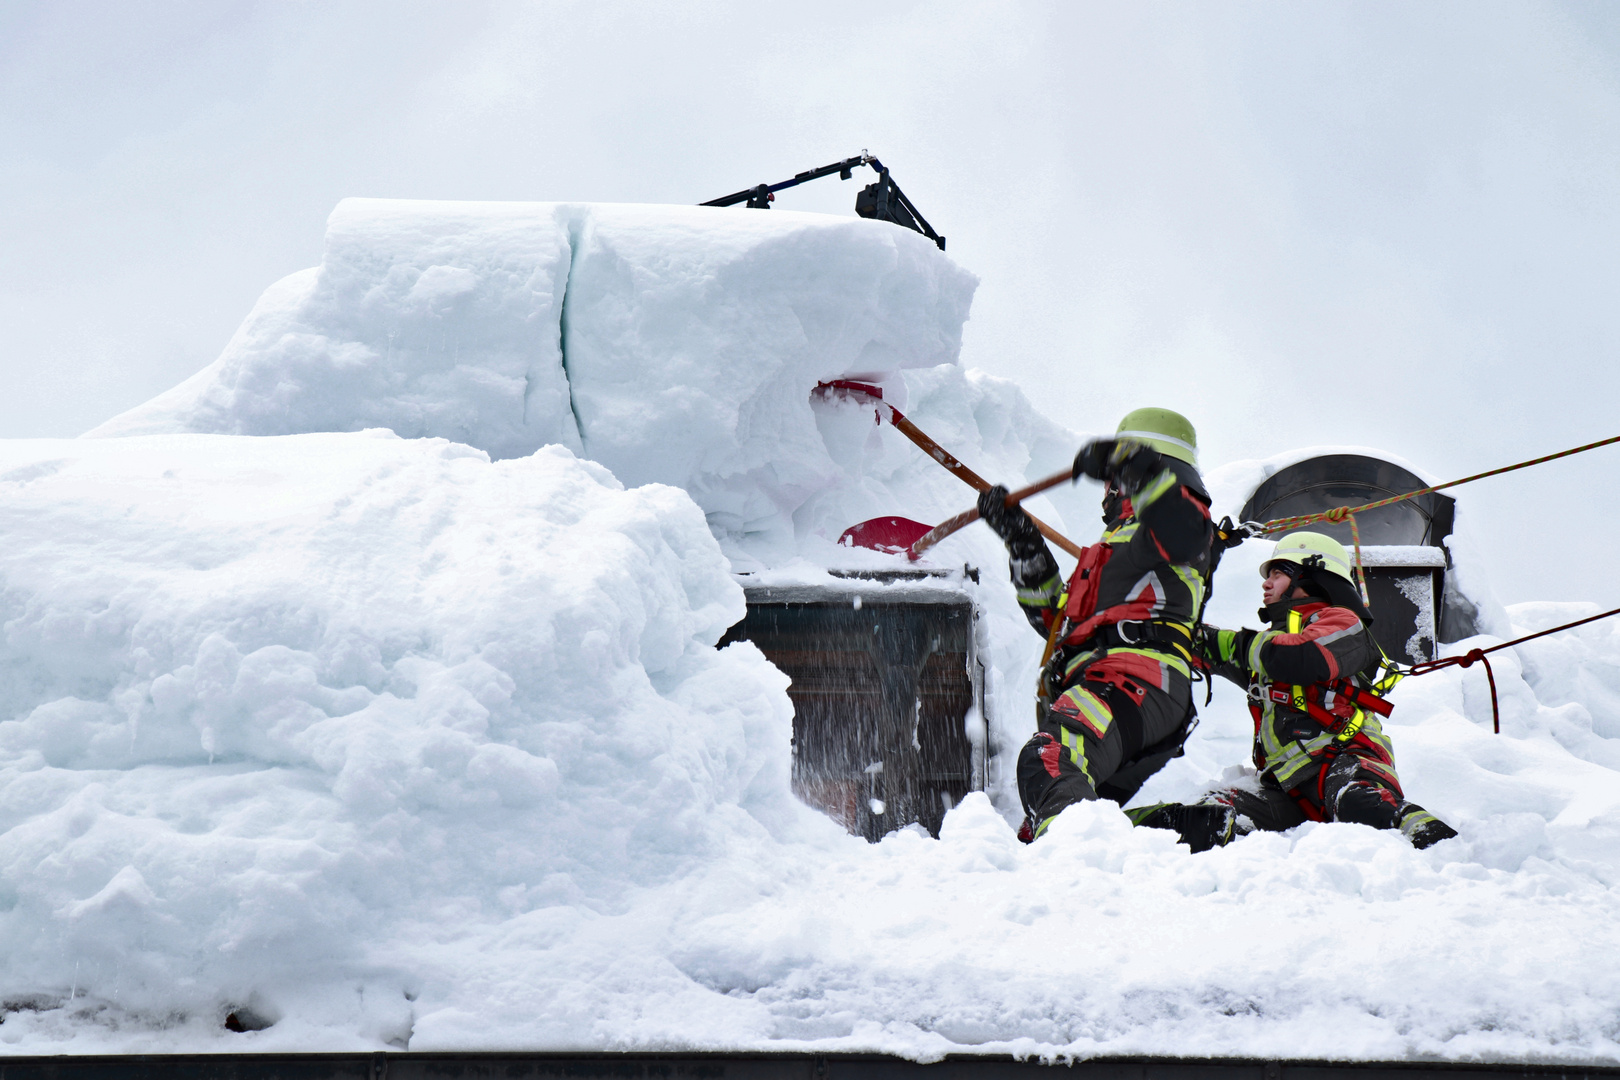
1405;605;1620;734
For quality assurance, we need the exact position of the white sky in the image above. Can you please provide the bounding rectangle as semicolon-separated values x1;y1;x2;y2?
3;0;1618;606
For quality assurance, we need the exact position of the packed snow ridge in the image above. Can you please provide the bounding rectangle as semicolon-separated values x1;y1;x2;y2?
0;201;1608;1059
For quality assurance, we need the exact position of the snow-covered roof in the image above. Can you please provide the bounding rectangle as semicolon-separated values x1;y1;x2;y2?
8;198;1609;1060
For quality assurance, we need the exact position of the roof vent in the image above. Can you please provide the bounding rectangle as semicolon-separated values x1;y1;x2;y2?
1240;454;1476;663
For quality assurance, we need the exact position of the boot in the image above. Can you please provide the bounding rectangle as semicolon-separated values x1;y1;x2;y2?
1129;802;1235;853
1398;804;1458;850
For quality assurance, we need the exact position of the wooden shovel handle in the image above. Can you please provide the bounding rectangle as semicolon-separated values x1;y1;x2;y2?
909;468;1075;559
817;381;1084;561
886;411;1084;559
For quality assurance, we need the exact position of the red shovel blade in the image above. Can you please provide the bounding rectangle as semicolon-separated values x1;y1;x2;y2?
838;516;934;555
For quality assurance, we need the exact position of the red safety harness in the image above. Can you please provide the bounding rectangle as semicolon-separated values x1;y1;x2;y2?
1249;676;1399;820
1058;540;1178;649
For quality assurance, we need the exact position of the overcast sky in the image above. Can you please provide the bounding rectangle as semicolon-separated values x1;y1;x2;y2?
3;0;1618;606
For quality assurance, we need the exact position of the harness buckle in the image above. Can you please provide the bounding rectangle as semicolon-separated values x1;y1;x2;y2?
1116;620;1143;645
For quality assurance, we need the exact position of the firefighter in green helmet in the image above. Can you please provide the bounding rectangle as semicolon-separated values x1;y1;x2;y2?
978;407;1215;841
1132;530;1459;851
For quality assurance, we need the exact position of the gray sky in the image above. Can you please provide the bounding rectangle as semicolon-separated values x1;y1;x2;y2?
3;0;1618;606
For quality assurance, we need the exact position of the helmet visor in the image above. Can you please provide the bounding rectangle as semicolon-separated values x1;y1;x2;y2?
1260;558;1303;580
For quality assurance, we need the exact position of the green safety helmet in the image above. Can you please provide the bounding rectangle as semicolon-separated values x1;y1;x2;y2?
1116;407;1198;466
1260;531;1356;586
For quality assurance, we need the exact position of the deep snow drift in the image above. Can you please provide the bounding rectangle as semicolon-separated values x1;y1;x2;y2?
0;432;826;1046
3;200;1612;1058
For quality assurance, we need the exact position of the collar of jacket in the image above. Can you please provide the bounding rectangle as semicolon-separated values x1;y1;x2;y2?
1259;596;1330;627
1101;495;1134;529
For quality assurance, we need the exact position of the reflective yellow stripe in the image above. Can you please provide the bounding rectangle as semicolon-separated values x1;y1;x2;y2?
1064;650;1097;680
1102;521;1139;543
1131;468;1178;513
1398;809;1439;841
1017;583;1062;605
1266;739;1320;790
1287;610;1306;711
1248;629;1275;680
1173;564;1207;617
1062;643;1190;684
1109;645;1190;682
1057;722;1096;787
1056;686;1114;741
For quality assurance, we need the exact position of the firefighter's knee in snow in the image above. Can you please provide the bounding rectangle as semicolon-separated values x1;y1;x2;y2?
1331;780;1402;830
1322;755;1403;830
1016;729;1098;841
1018;728;1092;788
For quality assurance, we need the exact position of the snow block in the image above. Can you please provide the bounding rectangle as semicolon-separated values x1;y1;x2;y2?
559;204;976;540
91;202;581;460
89;200;979;550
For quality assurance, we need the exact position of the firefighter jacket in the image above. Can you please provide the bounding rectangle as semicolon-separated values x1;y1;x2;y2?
1207;596;1401;798
1010;458;1214;710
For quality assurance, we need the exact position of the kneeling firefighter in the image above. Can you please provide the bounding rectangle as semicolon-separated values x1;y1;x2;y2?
1133;531;1459;851
978;408;1214;842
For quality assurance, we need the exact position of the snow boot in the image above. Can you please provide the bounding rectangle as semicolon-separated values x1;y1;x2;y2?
1397;804;1458;849
1128;802;1236;853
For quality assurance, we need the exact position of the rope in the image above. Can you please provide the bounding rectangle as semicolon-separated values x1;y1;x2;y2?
1404;605;1620;734
1346;512;1370;607
1246;433;1620;607
1255;432;1620;536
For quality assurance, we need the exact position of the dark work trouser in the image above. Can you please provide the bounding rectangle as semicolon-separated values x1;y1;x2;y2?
1212;753;1398;831
1205;752;1454;847
1017;676;1191;839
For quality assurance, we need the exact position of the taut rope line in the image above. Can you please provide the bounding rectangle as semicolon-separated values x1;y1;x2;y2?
1244;433;1620;607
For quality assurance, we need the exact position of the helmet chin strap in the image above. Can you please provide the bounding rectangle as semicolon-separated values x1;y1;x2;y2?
1100;483;1131;525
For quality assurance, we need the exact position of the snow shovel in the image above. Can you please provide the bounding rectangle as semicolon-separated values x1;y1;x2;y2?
901;468;1075;560
816;380;1082;560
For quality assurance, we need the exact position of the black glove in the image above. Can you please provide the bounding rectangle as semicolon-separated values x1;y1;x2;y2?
1072;439;1116;482
1213;516;1251;551
1110;440;1165;493
978;484;1043;555
1207;515;1248;575
1074;438;1165;493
